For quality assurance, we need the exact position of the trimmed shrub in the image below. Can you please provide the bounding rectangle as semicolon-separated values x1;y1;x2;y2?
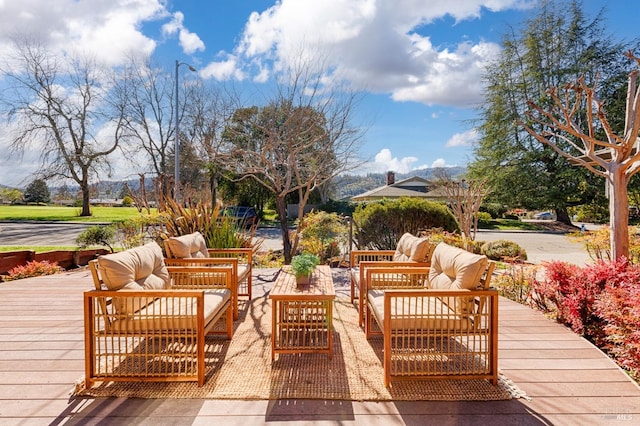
477;211;492;227
353;197;458;250
481;239;527;262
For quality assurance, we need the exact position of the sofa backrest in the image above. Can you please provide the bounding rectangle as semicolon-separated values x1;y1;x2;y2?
428;243;488;291
94;242;170;314
164;232;209;259
393;233;432;262
428;243;490;314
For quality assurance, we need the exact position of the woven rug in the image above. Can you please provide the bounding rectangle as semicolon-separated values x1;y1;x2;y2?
76;297;527;401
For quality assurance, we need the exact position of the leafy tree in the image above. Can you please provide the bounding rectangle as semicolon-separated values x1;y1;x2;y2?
1;40;127;216
0;188;24;204
23;179;50;204
220;59;364;263
469;0;633;224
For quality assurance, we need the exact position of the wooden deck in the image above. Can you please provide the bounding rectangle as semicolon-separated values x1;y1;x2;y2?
0;268;639;425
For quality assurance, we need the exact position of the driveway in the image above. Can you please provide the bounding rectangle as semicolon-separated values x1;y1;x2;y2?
0;221;596;266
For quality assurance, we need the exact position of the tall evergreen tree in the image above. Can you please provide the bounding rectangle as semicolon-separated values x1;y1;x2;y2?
469;0;634;224
23;179;50;204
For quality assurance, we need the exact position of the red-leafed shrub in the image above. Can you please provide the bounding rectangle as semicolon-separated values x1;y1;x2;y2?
530;258;640;380
595;265;640;380
532;259;630;343
4;260;64;281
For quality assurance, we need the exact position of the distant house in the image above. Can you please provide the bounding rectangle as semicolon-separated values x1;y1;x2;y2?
351;172;447;202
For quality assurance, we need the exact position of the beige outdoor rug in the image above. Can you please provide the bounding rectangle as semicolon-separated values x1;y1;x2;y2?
76;297;527;401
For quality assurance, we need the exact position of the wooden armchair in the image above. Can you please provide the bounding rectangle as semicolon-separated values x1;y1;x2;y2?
84;242;234;388
164;231;253;320
350;233;433;326
363;243;498;387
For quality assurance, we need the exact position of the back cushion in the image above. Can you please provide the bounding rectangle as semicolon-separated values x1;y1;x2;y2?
393;233;431;262
428;243;488;291
97;242;170;314
165;232;209;258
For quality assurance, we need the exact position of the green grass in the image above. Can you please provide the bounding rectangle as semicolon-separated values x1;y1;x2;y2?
0;205;147;222
0;245;84;253
480;218;545;231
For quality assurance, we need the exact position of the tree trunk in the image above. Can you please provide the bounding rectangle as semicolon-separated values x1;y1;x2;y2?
608;168;629;260
555;207;572;225
80;181;91;217
275;196;293;263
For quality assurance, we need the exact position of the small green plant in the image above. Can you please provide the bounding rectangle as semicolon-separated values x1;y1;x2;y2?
76;225;117;252
4;260;63;281
290;253;320;278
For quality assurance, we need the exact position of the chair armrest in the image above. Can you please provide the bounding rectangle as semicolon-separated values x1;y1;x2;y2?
207;248;253;265
165;257;240;269
364;266;431;290
350;250;395;267
167;266;234;291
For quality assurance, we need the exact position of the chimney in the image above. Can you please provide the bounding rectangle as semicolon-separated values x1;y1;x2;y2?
386;171;395;185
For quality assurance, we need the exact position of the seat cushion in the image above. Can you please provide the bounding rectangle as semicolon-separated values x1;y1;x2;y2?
368;289;469;331
111;289;231;332
165;232;209;258
393;233;431;262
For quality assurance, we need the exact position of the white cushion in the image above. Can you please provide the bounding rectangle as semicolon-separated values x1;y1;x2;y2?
368;289;470;331
97;242;170;314
111;289;231;332
393;233;431;262
165;232;209;258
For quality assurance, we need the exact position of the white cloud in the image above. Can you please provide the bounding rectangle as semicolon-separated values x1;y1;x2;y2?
431;158;447;168
200;54;245;80
209;0;529;107
162;12;205;55
0;0;167;66
358;148;429;174
445;128;479;147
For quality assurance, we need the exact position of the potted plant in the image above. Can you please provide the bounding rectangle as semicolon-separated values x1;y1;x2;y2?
290;253;320;286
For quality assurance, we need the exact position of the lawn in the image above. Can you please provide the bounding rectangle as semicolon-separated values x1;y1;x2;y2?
0;205;147;222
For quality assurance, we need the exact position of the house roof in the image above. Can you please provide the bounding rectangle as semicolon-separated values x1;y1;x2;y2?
351;175;447;201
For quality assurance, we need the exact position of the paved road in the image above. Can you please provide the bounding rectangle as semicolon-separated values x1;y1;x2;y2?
0;221;596;265
0;221;102;246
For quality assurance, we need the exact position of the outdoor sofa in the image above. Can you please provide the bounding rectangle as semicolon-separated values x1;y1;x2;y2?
363;242;498;386
164;231;253;320
84;242;234;388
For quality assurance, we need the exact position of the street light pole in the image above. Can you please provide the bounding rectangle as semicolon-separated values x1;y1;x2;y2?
174;60;196;201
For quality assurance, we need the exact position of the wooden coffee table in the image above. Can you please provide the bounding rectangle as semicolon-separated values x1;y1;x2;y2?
270;265;335;360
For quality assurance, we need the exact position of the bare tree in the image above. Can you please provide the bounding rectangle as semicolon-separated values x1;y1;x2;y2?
521;51;640;260
222;60;365;263
1;40;127;216
437;175;489;251
118;56;177;196
183;83;234;204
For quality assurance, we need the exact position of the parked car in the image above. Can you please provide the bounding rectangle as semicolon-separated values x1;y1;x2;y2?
533;211;554;220
224;206;259;227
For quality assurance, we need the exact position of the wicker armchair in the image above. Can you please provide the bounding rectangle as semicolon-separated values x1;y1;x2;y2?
164;231;253;320
350;233;433;326
363;243;498;387
84;242;234;388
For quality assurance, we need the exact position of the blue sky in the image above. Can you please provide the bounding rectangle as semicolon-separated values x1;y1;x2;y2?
0;0;638;187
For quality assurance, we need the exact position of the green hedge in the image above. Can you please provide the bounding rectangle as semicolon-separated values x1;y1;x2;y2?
353;198;459;250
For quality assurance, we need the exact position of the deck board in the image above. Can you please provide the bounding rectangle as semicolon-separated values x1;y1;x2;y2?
0;268;638;425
